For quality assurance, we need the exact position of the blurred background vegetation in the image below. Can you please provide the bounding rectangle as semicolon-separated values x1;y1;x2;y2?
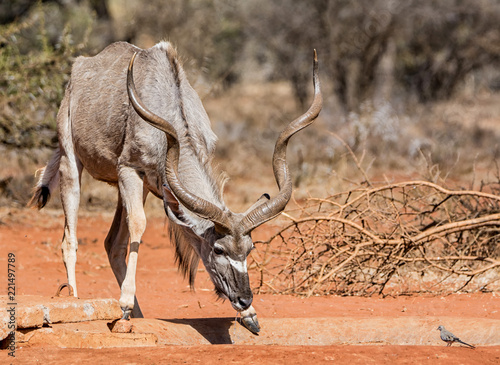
1;0;500;209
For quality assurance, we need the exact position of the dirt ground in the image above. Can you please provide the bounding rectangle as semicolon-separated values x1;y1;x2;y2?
1;207;499;364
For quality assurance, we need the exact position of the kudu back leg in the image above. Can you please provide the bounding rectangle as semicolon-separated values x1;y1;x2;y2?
105;192;144;318
116;166;147;319
59;150;83;297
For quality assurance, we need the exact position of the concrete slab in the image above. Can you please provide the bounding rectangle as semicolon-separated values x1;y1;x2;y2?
0;295;122;341
17;323;157;348
13;316;500;348
139;317;499;346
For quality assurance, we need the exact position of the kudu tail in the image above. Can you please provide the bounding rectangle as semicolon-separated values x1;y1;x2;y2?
28;147;61;209
29;83;72;210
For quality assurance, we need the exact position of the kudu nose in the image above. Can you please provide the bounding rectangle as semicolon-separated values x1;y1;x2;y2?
237;296;252;310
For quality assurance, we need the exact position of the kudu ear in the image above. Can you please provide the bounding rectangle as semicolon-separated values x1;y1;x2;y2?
244;193;271;216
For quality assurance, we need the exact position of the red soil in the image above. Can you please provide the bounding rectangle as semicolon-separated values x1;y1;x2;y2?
0;207;499;364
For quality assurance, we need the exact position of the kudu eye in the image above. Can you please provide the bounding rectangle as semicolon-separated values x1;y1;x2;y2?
213;246;224;255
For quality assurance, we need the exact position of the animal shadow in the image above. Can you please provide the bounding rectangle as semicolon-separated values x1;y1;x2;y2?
160;317;236;344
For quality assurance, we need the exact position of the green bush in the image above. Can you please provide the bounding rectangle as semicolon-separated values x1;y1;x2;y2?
0;3;92;148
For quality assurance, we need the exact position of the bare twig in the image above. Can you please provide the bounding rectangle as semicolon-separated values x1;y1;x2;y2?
250;180;500;296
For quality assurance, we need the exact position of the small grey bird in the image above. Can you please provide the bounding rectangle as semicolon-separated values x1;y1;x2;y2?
437;325;475;349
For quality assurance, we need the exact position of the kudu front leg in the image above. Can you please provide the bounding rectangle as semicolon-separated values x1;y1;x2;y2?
117;167;147;319
105;193;143;318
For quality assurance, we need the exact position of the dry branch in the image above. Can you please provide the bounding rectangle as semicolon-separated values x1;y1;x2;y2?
251;180;500;296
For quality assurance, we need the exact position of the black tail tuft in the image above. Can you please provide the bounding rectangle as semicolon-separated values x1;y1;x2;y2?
28;185;51;210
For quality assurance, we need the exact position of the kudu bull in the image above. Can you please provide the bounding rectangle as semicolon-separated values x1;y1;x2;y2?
29;41;322;332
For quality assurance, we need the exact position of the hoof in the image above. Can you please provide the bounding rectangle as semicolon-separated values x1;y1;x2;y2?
239;305;260;334
121;308;132;320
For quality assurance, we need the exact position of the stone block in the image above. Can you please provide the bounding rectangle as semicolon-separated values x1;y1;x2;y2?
0;295;122;341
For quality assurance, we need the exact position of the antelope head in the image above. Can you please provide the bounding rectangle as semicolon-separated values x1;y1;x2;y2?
127;50;322;329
